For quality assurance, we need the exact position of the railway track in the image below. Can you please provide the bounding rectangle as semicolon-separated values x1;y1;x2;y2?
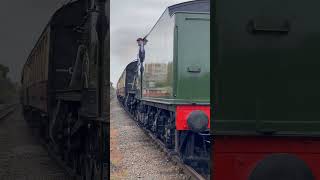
0;105;72;179
39;139;80;180
22;108;79;179
35;134;81;180
118;101;208;180
0;103;18;120
34;120;108;180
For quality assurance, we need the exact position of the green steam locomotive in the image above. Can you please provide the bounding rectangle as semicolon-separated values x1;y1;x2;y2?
117;0;210;175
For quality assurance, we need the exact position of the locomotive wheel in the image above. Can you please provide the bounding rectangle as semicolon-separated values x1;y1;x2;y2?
62;149;68;161
86;158;93;180
92;160;101;180
76;153;83;175
91;128;102;179
71;152;78;173
164;116;174;149
80;131;90;180
86;158;101;180
63;112;74;165
79;154;92;180
164;123;171;148
155;113;164;139
79;154;88;180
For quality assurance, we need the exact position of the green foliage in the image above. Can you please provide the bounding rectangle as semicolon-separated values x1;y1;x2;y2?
0;64;18;104
0;64;9;78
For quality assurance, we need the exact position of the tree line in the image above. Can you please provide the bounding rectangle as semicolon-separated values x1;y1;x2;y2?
0;64;19;104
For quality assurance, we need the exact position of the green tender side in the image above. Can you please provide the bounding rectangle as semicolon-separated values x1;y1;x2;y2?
174;13;210;104
212;0;320;136
141;12;210;106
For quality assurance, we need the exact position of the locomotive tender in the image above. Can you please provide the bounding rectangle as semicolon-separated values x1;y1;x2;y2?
117;0;210;172
21;0;108;179
213;0;320;179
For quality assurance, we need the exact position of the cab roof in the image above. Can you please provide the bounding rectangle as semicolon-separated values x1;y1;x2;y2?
168;0;210;16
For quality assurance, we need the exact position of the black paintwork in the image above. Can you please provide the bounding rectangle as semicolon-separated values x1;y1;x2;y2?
124;60;138;95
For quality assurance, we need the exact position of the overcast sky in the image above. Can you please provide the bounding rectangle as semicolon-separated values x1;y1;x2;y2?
0;0;188;84
110;0;188;85
0;0;67;82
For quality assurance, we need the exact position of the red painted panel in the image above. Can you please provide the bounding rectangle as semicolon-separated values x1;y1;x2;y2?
176;105;210;130
212;136;320;180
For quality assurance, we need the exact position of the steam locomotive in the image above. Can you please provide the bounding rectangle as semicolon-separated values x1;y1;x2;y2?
20;0;108;179
117;0;210;174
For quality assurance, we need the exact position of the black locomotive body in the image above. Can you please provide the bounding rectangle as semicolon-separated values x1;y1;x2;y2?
116;60;138;109
21;0;108;179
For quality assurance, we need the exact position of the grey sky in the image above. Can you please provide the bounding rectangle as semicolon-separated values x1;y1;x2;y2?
110;0;188;85
0;0;188;84
0;0;67;82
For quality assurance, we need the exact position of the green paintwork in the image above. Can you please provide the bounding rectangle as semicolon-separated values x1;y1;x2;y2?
141;12;210;106
174;13;210;103
212;0;320;136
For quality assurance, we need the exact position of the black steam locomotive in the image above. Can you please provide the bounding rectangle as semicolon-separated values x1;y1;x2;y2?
20;0;108;179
